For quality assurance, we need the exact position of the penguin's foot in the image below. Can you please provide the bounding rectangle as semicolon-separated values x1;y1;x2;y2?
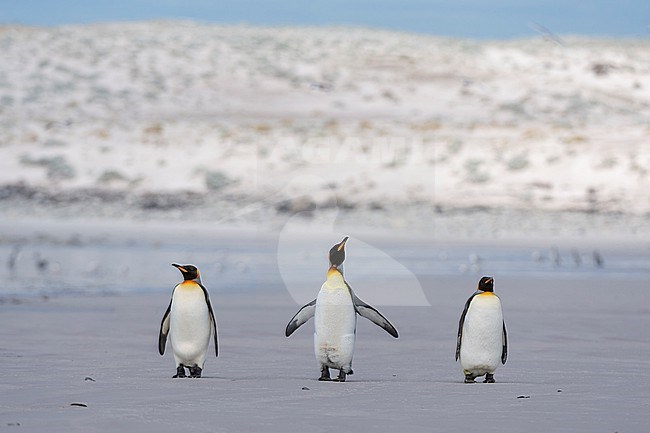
318;366;331;381
483;374;495;383
333;370;347;382
464;373;476;384
189;366;202;378
173;365;186;378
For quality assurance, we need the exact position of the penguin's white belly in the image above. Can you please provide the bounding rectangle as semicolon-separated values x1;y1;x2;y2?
314;285;356;370
460;294;503;375
169;287;211;367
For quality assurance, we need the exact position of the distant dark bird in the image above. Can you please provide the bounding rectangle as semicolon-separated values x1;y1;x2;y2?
34;252;49;272
7;244;22;271
570;249;582;267
550;246;562;267
593;250;604;268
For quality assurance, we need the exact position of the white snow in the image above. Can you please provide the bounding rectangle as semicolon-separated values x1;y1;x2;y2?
0;22;648;220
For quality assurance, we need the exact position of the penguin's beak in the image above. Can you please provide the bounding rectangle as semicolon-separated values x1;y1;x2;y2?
337;236;349;252
172;263;187;273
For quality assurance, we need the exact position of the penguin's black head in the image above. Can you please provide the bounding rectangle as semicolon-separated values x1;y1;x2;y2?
478;276;494;292
328;236;349;268
172;263;200;281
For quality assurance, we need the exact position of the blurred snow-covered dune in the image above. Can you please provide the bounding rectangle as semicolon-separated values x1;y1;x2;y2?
0;21;648;230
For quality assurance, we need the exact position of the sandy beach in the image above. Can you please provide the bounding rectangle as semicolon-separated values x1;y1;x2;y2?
1;222;649;433
2;279;649;432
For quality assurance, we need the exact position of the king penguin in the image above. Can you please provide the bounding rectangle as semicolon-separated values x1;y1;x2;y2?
455;276;507;383
158;264;218;378
285;237;399;382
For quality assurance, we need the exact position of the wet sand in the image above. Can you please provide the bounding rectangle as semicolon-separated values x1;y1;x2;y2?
1;273;648;432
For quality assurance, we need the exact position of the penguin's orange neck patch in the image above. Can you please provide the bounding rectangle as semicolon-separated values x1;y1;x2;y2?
327;266;342;278
179;280;200;288
478;291;495;296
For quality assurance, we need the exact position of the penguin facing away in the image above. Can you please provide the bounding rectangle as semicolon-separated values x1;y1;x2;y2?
456;276;507;383
159;264;218;378
285;237;398;382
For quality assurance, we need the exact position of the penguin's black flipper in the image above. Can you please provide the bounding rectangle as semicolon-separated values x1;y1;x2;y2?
501;321;508;364
158;299;172;355
210;312;219;358
350;287;398;338
199;283;219;357
456;292;478;361
285;299;316;337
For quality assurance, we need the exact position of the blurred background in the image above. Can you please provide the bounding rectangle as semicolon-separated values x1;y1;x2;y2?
0;1;648;297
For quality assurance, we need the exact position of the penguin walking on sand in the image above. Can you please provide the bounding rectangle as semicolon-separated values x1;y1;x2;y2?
159;264;218;378
285;237;398;382
456;276;507;383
